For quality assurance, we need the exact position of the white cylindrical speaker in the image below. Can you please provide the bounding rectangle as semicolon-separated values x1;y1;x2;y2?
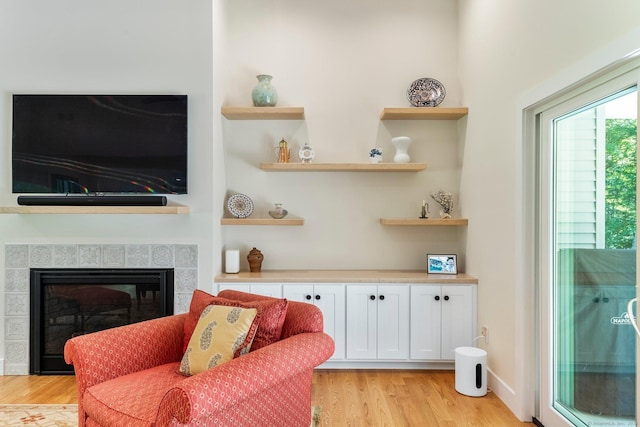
454;346;487;397
225;249;240;273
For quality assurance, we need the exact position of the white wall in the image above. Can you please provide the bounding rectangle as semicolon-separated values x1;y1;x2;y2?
0;0;215;366
458;0;640;419
220;0;464;271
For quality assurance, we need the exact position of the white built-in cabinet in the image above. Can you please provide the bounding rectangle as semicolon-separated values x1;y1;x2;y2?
345;285;410;360
214;273;477;368
282;284;346;360
410;284;476;360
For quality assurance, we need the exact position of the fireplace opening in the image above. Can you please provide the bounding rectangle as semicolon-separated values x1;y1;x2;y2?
30;268;174;374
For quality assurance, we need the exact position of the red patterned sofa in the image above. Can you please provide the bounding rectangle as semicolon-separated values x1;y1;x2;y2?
64;289;335;427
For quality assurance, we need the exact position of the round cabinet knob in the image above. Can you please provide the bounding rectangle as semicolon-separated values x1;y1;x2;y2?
379;295;385;301
603;297;609;303
370;295;376;300
434;295;440;301
315;294;321;300
592;297;600;303
444;295;450;301
305;295;312;300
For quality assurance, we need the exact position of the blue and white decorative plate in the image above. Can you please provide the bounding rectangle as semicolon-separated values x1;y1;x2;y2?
406;77;446;107
227;193;254;218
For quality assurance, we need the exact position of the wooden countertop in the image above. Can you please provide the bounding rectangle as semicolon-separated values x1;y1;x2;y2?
215;270;477;284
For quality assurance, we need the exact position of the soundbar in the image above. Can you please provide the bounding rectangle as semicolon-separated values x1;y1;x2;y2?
17;195;168;206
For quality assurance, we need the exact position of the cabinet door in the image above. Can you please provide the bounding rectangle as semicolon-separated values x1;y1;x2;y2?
376;285;409;359
346;285;378;359
249;284;282;298
314;285;346;360
283;284;345;360
440;285;474;360
217;283;251;293
410;285;442;360
282;284;315;304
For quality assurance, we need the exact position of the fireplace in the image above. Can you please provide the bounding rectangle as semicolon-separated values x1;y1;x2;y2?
4;243;197;375
30;268;174;374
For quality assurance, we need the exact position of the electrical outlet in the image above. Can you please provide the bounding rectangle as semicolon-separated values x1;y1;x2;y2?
481;326;489;344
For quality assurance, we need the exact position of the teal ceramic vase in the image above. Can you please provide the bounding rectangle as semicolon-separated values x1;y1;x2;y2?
251;74;278;107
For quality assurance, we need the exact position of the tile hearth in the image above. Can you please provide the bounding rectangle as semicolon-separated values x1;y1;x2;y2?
3;243;198;375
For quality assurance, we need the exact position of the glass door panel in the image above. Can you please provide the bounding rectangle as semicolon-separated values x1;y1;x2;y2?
552;88;637;425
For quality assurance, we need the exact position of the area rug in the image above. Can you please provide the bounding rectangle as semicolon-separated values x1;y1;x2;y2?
0;404;77;426
311;405;322;427
0;404;322;426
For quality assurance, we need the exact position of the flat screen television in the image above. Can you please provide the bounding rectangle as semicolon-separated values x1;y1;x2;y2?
12;94;188;195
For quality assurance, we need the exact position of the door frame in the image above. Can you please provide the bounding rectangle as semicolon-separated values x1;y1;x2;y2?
523;60;640;426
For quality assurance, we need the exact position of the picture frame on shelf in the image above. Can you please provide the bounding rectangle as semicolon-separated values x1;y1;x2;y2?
427;254;457;274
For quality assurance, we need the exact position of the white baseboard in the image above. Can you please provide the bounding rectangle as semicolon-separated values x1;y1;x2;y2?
487;367;528;422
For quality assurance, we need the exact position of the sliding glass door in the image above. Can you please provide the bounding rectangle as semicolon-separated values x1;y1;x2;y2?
538;70;638;426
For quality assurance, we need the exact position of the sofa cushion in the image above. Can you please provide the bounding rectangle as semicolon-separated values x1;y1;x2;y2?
184;289;288;352
83;362;183;427
218;289;324;339
179;304;259;376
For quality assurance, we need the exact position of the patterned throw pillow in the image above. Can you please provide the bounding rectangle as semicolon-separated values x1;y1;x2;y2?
179;304;259;376
183;290;288;353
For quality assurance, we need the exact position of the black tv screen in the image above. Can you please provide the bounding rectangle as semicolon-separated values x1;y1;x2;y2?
12;94;188;195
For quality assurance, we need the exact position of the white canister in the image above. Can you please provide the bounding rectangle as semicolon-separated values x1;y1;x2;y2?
454;346;487;397
225;249;240;273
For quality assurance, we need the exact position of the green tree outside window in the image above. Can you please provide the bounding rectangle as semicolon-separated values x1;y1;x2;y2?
605;118;637;249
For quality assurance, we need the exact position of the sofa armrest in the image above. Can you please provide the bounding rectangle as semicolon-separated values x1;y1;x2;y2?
64;313;186;393
158;331;335;425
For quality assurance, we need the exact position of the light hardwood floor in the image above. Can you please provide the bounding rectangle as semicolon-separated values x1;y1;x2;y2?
0;370;530;426
312;370;530;427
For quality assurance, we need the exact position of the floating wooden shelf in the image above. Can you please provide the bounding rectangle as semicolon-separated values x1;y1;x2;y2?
259;162;426;172
379;107;468;120
221;106;305;120
221;217;304;226
0;203;190;215
380;218;468;226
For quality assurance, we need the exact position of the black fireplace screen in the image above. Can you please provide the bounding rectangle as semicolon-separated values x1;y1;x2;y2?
30;269;174;374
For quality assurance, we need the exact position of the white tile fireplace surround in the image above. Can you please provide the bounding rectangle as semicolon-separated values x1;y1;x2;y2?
3;243;198;375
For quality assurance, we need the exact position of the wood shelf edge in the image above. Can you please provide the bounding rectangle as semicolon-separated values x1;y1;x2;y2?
220;217;304;226
215;270;478;284
380;218;468;226
380;107;469;120
221;106;305;120
259;162;426;172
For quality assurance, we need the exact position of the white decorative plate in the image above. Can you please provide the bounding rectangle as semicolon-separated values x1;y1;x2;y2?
227;193;254;218
406;77;446;107
298;143;315;163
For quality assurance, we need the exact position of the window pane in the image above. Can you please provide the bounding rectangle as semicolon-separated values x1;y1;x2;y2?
553;88;637;425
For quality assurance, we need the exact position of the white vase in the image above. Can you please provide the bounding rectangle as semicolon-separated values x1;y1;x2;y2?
392;136;412;163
